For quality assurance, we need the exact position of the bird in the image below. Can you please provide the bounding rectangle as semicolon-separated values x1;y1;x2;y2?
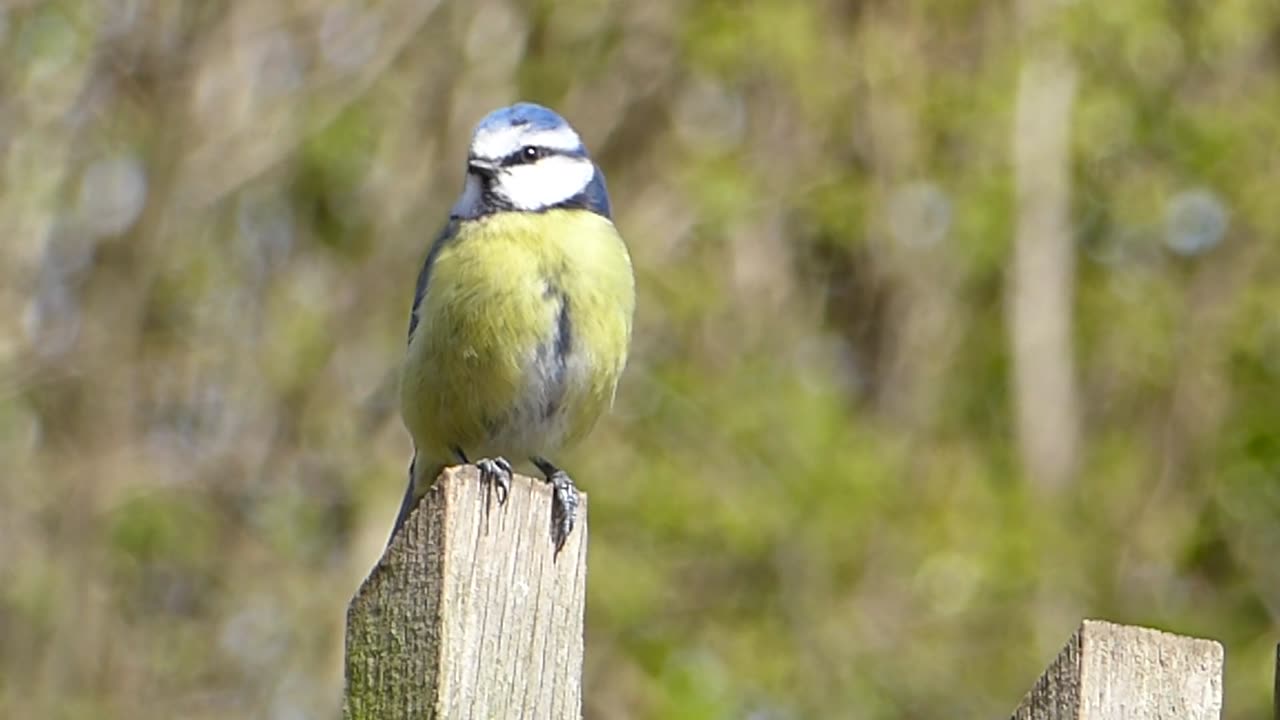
390;102;635;552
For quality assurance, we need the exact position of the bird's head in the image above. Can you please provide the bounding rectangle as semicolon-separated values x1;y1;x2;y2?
451;102;606;218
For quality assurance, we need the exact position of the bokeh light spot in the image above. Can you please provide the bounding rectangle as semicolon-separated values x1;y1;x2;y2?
77;155;148;237
1165;187;1228;256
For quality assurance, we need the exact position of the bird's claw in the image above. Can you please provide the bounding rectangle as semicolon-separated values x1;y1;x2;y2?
475;456;513;505
548;471;580;553
532;457;579;553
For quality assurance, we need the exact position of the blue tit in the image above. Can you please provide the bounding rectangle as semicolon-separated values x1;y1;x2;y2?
390;102;635;551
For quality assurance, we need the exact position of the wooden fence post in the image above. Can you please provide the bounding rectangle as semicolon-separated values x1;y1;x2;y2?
1011;619;1224;719
343;466;588;720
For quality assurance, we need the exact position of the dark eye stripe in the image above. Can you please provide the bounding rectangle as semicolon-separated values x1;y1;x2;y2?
500;146;551;167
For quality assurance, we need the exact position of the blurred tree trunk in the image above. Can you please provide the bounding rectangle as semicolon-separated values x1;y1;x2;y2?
857;8;961;437
1008;2;1080;491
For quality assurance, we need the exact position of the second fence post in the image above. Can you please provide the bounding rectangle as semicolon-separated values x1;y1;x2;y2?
1010;619;1224;719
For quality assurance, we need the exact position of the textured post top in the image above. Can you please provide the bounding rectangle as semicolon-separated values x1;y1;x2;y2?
1011;619;1224;720
344;466;588;720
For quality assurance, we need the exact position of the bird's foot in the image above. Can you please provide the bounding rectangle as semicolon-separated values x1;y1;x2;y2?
475;456;514;505
532;457;580;554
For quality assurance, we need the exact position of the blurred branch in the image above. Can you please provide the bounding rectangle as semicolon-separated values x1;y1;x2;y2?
177;0;444;209
1008;7;1080;491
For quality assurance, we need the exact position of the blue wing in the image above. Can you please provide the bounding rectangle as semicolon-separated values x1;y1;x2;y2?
394;219;456;544
407;219;458;343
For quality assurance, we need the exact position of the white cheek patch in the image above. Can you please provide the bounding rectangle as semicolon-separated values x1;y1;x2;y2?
497;156;595;211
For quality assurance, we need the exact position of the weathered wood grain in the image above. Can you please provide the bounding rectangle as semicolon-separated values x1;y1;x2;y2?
344;466;588;720
1011;619;1223;720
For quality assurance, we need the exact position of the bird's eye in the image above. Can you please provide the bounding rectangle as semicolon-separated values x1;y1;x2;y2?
521;146;541;162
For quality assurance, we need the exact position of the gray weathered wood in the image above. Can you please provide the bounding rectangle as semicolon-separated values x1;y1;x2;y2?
1011;619;1223;720
343;466;588;720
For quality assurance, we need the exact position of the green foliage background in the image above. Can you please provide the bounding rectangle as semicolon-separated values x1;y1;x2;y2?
1;1;1278;718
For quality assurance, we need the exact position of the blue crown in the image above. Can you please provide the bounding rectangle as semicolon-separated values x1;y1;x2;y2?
475;102;570;134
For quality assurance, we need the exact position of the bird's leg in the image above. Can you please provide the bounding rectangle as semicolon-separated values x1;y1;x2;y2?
531;456;580;553
454;446;512;505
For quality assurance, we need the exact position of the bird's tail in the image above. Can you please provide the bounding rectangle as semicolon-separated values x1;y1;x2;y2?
387;454;440;546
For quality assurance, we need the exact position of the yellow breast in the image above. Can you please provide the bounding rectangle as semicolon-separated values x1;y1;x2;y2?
400;210;634;463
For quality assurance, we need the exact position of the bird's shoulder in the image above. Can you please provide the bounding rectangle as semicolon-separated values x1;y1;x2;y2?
406;218;459;342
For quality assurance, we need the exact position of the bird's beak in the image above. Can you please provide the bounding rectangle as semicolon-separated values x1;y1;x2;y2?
467;158;498;178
